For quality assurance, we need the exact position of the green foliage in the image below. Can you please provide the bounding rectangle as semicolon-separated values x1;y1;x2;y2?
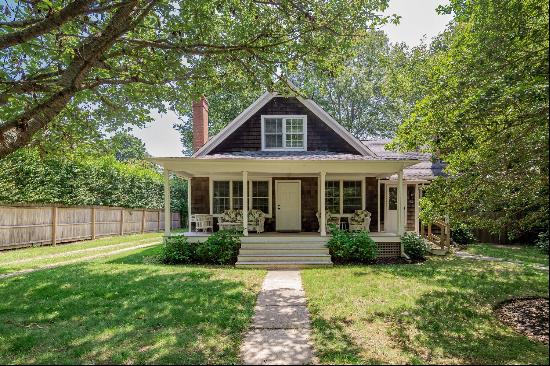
160;230;242;265
0;147;185;209
401;232;430;260
451;224;477;245
196;230;242;265
536;231;549;253
392;0;549;239
326;225;377;263
108;132;149;162
161;236;198;264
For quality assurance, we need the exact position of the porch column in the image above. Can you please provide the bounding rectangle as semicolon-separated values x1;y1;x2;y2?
320;171;326;236
187;178;192;233
242;170;248;236
164;169;171;237
397;169;404;236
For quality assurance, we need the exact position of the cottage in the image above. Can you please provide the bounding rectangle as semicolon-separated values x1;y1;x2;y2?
150;90;443;267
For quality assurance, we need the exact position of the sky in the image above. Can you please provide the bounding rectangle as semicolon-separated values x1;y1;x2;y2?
131;0;453;157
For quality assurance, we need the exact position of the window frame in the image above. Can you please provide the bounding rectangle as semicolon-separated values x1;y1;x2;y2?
260;115;307;151
323;178;366;216
210;178;272;217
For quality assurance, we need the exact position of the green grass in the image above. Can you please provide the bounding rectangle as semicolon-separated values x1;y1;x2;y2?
0;233;163;275
464;243;549;266
0;245;265;364
302;258;549;365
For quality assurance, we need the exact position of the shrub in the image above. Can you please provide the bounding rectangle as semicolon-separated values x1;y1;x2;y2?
161;236;197;264
401;232;431;260
196;229;242;265
535;231;549;253
451;224;477;245
326;225;377;263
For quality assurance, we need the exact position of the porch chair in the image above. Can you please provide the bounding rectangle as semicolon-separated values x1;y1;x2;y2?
218;209;243;231
349;210;371;232
316;210;341;232
194;214;214;232
248;209;266;234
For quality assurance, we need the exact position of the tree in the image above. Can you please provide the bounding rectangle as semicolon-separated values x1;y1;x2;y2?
109;132;148;161
0;0;397;158
391;0;549;237
295;31;406;139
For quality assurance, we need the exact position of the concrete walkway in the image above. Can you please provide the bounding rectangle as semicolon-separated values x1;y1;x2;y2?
456;251;549;271
241;270;314;365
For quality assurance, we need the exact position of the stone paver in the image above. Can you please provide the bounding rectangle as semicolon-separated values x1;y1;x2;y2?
241;270;314;365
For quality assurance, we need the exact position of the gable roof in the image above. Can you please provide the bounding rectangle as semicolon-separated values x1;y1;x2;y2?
192;92;375;157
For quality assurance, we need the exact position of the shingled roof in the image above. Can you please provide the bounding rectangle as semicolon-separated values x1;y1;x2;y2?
362;139;445;181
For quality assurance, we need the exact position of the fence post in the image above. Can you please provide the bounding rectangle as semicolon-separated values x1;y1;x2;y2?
157;210;160;232
52;206;57;246
91;207;96;240
120;209;124;235
141;209;146;234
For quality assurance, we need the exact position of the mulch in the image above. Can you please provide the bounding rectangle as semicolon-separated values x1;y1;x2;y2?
495;297;549;344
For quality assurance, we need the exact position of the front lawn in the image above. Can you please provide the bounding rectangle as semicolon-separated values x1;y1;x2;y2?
463;243;549;267
302;258;549;365
0;246;265;364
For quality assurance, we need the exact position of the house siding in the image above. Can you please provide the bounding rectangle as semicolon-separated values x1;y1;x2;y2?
210;97;360;154
190;177;209;214
407;184;416;231
365;177;378;232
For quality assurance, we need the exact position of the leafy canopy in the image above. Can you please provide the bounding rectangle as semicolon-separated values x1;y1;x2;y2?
0;0;396;157
391;0;549;237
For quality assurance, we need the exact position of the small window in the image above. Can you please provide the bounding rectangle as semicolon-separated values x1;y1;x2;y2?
343;181;362;213
325;181;340;214
213;181;230;214
262;116;306;150
251;181;269;214
232;181;243;210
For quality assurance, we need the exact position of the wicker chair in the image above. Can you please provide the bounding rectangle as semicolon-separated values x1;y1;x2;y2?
218;209;243;230
193;214;213;232
349;210;371;232
248;209;265;234
316;210;341;232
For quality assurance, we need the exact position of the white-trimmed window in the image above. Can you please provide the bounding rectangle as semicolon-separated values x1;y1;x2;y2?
211;179;272;216
261;115;307;150
325;179;364;215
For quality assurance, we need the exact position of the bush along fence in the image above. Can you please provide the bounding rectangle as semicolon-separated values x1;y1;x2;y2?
0;204;181;250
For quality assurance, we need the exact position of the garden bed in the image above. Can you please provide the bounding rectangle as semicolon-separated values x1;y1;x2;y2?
496;297;549;344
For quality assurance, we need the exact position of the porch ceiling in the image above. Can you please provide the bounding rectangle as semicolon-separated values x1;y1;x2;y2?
148;157;419;177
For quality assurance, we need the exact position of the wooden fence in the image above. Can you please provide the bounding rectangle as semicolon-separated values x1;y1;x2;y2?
0;204;181;251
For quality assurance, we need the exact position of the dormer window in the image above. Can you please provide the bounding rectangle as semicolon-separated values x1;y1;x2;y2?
261;115;307;151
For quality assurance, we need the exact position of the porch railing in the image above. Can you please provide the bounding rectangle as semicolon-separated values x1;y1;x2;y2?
420;219;451;251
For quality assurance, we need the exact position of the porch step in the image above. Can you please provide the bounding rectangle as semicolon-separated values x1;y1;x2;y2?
241;243;328;250
236;261;333;269
241;236;329;244
237;254;332;262
240;247;329;255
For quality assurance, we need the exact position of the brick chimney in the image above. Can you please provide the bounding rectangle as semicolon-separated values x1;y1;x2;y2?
192;96;209;152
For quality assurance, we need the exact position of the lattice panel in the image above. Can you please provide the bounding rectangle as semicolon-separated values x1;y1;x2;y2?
376;242;401;258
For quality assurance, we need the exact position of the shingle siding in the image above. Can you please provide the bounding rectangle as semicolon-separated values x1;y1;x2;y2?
210;97;360;154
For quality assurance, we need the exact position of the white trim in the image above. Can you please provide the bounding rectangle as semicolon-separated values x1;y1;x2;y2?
414;183;419;233
242;171;248;236
275;179;302;232
209;177;273;218
193;91;274;157
194;91;374;157
260;115;308;151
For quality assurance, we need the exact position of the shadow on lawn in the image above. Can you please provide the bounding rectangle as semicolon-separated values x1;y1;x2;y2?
352;259;549;364
0;251;259;364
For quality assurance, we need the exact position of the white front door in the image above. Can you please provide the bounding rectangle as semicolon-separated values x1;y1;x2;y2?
275;180;301;232
385;185;398;233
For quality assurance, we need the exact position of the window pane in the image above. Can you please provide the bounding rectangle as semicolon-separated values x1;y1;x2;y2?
286;133;303;148
286;118;303;133
251;181;269;213
388;187;397;210
265;118;282;133
265;134;283;148
343;181;362;213
325;180;340;214
232;181;243;210
213;181;230;214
